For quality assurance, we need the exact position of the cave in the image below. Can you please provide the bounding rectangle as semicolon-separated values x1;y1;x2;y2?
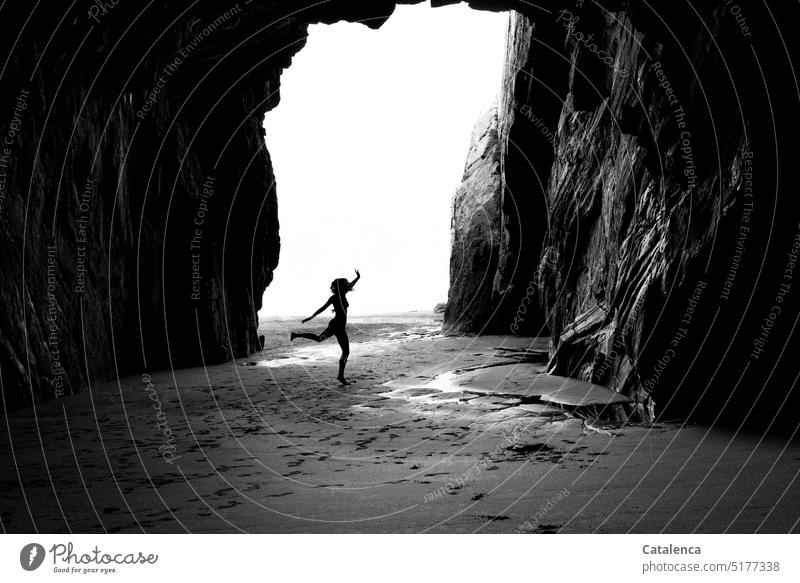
6;1;795;428
0;0;554;413
3;0;798;426
1;0;800;534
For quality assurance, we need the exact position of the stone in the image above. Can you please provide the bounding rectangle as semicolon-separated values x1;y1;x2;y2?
444;106;504;333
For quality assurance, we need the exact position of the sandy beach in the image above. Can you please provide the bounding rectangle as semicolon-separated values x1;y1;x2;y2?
1;312;798;533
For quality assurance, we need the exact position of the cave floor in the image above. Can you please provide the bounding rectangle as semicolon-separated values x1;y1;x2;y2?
1;328;799;533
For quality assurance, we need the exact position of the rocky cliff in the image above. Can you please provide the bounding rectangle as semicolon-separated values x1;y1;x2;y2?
0;2;302;408
2;1;799;428
448;2;800;426
541;1;800;428
444;107;503;333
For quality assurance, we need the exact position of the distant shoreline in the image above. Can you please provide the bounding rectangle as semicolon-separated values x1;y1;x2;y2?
259;309;439;322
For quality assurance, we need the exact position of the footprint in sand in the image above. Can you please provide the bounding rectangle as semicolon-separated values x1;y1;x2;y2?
465;514;509;522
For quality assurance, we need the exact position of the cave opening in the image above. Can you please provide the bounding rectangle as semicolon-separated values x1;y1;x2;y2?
257;3;508;322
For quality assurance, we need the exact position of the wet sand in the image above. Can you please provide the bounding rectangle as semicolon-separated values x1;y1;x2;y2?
1;314;798;533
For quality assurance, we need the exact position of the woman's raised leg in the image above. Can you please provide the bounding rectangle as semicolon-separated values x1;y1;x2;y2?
291;332;323;342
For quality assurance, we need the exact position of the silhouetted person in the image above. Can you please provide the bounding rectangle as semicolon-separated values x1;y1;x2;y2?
291;269;360;385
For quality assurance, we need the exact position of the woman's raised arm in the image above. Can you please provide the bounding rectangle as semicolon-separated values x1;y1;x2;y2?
302;297;332;323
348;268;361;291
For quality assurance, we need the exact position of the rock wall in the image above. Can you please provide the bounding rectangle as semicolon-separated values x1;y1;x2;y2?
444;107;503;333
540;1;800;427
444;2;800;426
0;1;375;409
445;10;569;336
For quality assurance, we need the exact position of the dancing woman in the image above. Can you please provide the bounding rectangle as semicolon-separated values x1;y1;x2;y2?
291;269;360;385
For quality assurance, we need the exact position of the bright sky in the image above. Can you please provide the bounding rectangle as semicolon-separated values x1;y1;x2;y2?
259;2;507;318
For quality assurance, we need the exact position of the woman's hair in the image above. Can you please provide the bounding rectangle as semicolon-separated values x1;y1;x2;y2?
330;278;350;295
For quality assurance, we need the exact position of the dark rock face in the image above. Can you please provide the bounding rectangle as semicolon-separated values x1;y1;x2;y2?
2;0;800;430
445;12;565;335
537;2;800;427
446;2;800;426
0;2;311;408
491;10;567;336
